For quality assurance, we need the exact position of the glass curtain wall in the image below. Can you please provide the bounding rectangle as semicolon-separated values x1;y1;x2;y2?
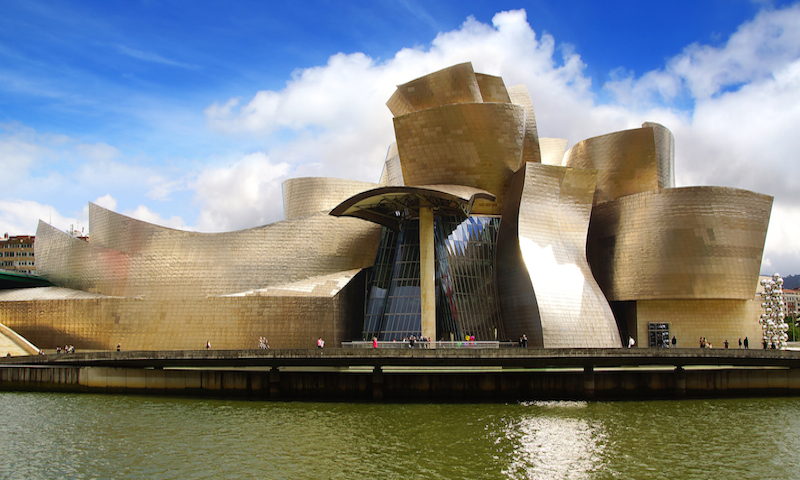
363;228;398;339
363;215;503;342
436;216;504;341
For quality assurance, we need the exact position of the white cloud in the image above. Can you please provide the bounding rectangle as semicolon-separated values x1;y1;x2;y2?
116;45;199;69
123;205;189;230
0;135;41;183
1;6;798;274
75;142;121;163
763;203;800;275
196;6;799;275
605;4;800;103
192;152;291;231
93;194;117;211
0;200;77;237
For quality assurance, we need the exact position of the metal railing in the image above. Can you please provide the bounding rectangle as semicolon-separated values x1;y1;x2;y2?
342;340;501;349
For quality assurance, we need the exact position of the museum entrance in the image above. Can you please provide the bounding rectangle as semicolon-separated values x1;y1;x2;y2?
648;322;670;348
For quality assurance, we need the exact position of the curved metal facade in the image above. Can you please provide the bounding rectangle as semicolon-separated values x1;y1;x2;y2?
378;143;403;186
393;102;526;213
587;186;772;301
506;84;542;164
282;177;377;220
563;123;675;204
0;62;774;352
7;203;382;350
386;62;483;116
517;163;621;348
539;138;569;166
56;203;382;298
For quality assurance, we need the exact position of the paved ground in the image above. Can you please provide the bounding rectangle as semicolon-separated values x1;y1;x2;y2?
0;331;31;357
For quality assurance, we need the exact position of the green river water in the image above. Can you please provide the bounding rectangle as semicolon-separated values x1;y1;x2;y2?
1;392;798;479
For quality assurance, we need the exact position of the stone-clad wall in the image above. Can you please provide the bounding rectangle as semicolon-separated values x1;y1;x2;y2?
0;276;364;350
635;298;762;350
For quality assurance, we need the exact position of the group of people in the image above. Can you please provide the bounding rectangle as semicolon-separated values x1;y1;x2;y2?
699;337;750;349
55;345;75;354
258;337;269;349
406;335;433;348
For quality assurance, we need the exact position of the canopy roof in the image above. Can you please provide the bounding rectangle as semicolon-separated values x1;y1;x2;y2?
330;184;496;230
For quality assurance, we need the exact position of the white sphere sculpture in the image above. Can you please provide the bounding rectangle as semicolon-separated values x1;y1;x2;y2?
759;274;788;350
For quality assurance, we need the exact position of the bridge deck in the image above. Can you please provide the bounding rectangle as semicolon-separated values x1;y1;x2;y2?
4;348;800;370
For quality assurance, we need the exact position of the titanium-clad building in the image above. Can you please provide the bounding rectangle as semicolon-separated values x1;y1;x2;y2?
0;63;771;350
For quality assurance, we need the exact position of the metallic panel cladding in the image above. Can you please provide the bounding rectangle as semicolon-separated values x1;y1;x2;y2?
587;186;773;301
393;102;526;213
563;123;675;204
282;177;378;220
516;163;622;348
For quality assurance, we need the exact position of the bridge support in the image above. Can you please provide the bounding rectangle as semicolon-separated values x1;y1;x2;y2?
583;364;595;398
675;365;686;397
373;365;384;400
269;366;280;398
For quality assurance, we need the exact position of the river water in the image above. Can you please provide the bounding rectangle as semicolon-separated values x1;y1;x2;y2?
1;392;798;479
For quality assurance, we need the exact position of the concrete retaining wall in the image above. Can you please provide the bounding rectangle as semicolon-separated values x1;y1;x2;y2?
2;365;800;401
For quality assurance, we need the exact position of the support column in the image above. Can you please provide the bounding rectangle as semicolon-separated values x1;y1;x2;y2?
675;365;686;397
373;365;384;400
269;366;280;398
419;205;436;346
583;364;595;399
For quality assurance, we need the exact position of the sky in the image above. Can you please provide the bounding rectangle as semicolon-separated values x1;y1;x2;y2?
0;0;798;275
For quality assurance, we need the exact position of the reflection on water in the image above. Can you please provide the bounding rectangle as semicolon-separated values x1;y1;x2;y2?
504;401;606;480
1;393;799;479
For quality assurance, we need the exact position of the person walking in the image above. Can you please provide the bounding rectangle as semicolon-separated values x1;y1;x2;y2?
317;337;324;349
744;336;749;349
672;335;677;348
739;338;742;348
628;336;635;348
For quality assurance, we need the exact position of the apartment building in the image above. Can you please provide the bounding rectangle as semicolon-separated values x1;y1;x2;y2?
784;288;800;318
1;234;36;274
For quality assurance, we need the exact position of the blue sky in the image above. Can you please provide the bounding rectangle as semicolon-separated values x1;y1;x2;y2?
1;0;799;274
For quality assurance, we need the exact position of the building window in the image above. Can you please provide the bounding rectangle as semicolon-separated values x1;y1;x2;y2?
648;323;671;348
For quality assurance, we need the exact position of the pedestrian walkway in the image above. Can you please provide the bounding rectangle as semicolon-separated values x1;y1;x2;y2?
0;324;37;357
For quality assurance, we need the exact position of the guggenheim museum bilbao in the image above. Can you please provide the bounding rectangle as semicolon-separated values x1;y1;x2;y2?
0;63;772;350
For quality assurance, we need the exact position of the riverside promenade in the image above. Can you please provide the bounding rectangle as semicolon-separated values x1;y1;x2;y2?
2;347;800;401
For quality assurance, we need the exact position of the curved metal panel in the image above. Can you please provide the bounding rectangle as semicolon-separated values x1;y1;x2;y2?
517;163;621;348
507;84;541;164
563;123;675;204
378;143;403;186
393;102;526;213
35;221;132;296
386;62;482;116
330;184;496;230
475;73;511;103
539;138;569;166
587;187;773;301
282;177;377;220
43;205;382;299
